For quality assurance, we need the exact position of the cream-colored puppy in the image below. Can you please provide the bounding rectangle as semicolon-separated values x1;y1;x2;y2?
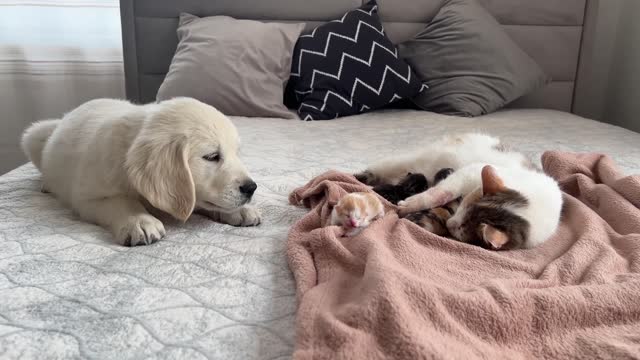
21;97;260;246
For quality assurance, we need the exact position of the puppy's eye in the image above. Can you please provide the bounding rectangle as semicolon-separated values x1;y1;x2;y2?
202;153;220;162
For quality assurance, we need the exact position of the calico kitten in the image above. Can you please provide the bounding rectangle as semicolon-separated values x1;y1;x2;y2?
355;133;563;250
330;192;384;237
372;173;428;205
403;201;460;236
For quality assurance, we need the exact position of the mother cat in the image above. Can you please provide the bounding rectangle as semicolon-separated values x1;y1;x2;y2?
356;133;563;250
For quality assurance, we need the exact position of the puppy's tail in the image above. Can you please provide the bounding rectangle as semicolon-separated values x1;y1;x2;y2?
21;119;60;171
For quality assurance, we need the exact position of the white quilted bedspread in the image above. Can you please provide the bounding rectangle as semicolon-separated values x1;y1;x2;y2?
1;109;639;359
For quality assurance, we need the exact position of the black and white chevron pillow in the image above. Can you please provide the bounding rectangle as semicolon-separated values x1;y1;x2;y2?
287;0;426;120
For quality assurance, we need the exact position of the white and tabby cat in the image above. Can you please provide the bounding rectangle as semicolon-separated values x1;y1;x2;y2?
356;133;562;250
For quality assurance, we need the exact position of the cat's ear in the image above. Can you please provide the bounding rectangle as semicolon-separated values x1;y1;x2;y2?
481;165;506;195
480;223;510;249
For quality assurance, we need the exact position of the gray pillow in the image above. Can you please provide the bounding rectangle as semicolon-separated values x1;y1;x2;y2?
157;14;304;118
399;0;550;117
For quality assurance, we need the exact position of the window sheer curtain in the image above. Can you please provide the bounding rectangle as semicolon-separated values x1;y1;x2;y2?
0;0;124;174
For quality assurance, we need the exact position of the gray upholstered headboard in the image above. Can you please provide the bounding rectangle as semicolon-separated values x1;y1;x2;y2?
120;0;599;113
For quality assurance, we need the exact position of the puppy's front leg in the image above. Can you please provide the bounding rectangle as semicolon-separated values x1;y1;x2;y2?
199;205;261;227
74;196;166;246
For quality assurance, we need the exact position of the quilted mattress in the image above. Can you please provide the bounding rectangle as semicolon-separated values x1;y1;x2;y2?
1;109;639;359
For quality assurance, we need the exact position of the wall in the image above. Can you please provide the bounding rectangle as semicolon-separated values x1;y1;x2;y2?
0;1;123;175
574;0;640;133
1;0;638;174
603;0;640;132
0;73;124;175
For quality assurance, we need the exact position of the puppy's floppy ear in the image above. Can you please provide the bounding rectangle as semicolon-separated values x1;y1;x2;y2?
126;134;195;222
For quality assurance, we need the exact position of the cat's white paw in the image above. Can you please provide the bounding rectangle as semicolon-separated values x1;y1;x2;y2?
399;189;453;216
398;196;425;215
115;214;166;246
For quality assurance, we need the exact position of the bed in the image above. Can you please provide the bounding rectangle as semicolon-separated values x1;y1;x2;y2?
1;0;639;359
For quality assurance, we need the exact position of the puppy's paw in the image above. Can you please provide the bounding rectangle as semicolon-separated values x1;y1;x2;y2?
115;214;166;247
220;206;262;227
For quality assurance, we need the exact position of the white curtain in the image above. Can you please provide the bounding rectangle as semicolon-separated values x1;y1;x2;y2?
0;0;124;174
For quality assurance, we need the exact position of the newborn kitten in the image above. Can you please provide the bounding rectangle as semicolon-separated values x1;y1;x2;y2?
331;192;384;237
403;201;460;236
356;133;563;250
372;173;429;205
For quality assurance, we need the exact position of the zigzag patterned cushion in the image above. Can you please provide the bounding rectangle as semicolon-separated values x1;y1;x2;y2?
287;0;426;120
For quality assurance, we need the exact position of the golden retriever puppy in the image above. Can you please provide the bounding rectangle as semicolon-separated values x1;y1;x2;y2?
21;97;260;246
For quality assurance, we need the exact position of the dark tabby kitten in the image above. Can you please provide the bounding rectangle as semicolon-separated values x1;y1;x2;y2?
372;173;428;205
363;168;459;237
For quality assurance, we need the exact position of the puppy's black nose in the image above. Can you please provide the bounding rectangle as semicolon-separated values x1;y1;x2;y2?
239;180;257;196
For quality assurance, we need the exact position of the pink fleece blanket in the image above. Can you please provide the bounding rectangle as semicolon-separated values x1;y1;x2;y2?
287;151;640;359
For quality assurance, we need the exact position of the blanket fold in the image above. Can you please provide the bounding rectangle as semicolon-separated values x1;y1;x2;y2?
287;152;640;359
